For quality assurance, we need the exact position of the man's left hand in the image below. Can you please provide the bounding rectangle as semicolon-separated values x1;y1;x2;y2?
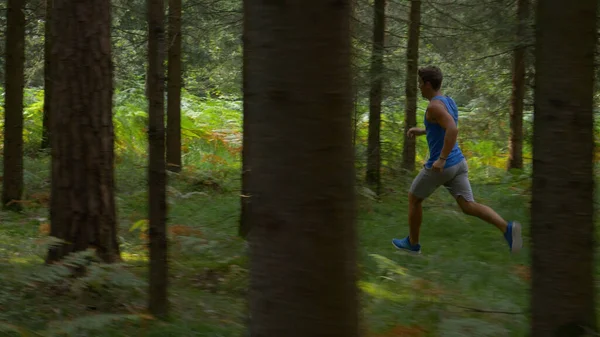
432;158;446;172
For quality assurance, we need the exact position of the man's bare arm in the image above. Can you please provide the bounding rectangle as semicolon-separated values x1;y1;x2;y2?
409;127;426;136
428;101;458;159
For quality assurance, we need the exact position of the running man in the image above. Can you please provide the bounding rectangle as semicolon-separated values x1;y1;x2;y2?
392;66;523;254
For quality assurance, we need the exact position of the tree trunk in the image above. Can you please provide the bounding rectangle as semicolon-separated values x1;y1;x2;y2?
401;0;421;172
166;0;182;173
530;0;597;335
507;0;529;170
365;0;385;195
41;0;52;150
46;0;120;263
239;19;251;239
244;0;359;335
147;0;168;319
2;0;26;211
353;89;359;150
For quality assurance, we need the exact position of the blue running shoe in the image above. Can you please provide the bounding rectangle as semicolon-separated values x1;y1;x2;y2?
504;221;523;253
392;236;421;254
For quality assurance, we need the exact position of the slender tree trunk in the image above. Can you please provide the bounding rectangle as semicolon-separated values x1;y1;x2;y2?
147;0;168;319
365;0;385;195
166;0;182;173
507;0;529;170
46;0;120;263
244;0;359;335
353;90;359;150
530;0;597;335
2;0;26;211
401;0;421;172
41;0;52;150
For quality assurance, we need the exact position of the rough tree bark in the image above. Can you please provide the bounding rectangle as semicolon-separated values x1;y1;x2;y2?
401;0;421;172
507;0;529;170
2;0;26;211
41;0;52;150
530;0;598;335
166;0;182;173
239;20;251;239
147;0;168;319
47;0;120;263
365;0;385;195
244;0;359;335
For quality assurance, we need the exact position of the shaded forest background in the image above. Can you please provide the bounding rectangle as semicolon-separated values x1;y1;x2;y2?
0;0;599;336
0;0;554;176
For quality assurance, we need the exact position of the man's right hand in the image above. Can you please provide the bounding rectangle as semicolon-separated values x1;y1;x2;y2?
407;127;425;139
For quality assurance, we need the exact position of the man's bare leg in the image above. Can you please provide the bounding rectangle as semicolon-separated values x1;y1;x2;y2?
455;196;522;252
392;192;424;253
408;192;424;245
455;196;508;233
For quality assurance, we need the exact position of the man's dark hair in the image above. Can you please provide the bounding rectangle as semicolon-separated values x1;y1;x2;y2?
418;66;443;90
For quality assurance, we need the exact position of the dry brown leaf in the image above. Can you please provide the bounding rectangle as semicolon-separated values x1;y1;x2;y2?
412;278;445;297
39;223;51;235
371;324;427;337
513;264;530;281
169;224;202;237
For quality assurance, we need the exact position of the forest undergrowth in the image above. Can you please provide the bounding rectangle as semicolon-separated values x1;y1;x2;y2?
0;87;594;336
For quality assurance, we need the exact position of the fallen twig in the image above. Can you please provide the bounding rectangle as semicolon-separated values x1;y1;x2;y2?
444;302;525;315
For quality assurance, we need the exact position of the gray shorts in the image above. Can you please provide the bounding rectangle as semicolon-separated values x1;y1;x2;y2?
409;159;474;202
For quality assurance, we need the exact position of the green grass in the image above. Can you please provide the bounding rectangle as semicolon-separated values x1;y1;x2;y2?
0;155;248;337
0;152;536;337
0;87;555;336
358;176;531;336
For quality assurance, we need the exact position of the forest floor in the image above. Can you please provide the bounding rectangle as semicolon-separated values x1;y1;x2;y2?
0;155;539;336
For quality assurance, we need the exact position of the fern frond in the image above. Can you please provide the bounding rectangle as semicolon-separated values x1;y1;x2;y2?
0;322;41;337
43;313;153;336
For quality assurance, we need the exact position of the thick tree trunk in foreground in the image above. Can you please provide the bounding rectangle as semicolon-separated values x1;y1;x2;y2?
244;0;359;335
47;0;120;263
2;0;26;211
147;0;169;319
239;20;251;239
530;0;598;335
41;0;52;150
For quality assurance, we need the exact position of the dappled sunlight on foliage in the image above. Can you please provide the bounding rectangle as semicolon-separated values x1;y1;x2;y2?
0;120;535;336
0;0;564;333
360;254;446;304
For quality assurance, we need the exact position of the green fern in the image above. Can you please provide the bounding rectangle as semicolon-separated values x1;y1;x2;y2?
0;322;41;337
42;313;152;336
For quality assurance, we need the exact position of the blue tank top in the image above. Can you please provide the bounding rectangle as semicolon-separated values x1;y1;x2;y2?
424;95;465;169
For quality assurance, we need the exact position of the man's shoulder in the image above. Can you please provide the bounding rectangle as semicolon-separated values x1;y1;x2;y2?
427;99;447;115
